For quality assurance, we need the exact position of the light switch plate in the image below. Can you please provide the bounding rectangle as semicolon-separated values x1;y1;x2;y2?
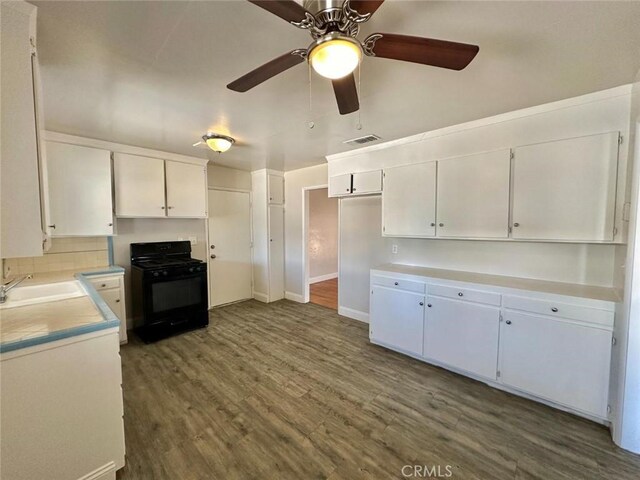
392;244;398;254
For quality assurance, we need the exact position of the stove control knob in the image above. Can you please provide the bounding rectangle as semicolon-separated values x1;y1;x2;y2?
189;267;195;273
153;272;159;277
162;270;168;276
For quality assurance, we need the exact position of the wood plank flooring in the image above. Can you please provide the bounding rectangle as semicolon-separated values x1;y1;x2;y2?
310;278;338;310
117;300;640;480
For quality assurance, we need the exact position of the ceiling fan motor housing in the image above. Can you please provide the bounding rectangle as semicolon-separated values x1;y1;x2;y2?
302;0;364;38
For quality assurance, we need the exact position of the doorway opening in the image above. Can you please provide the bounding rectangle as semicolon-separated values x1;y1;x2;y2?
304;187;339;310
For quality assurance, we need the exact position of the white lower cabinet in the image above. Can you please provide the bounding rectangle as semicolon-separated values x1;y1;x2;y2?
89;274;127;344
370;285;425;356
423;296;500;380
499;310;612;418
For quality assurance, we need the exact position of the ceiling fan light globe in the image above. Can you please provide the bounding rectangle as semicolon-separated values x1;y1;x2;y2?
204;135;234;153
309;38;362;79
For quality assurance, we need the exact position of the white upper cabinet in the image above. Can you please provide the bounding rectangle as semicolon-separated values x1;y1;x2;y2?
352;170;382;195
114;153;166;218
1;2;43;257
329;174;352;197
165;161;207;218
511;132;620;242
383;162;436;237
45;142;114;236
268;174;284;204
436;150;511;238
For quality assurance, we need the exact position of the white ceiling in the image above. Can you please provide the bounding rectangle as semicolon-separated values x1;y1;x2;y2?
33;1;640;171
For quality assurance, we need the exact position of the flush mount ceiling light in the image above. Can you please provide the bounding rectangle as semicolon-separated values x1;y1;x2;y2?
309;34;362;79
203;132;235;153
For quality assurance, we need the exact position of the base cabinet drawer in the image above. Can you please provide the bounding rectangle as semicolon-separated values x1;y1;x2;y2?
371;275;426;294
503;295;613;328
429;283;501;306
370;285;424;356
89;277;120;291
499;311;611;418
424;296;500;380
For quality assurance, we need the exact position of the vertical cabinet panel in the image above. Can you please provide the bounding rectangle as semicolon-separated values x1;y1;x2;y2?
423;296;500;380
499;310;611;417
352;170;382;195
511;132;619;241
268;174;284;204
0;3;43;257
268;205;285;301
383;162;436;237
329;174;352;197
370;286;425;356
46;142;113;236
165;161;207;218
114;153;166;217
436;150;511;238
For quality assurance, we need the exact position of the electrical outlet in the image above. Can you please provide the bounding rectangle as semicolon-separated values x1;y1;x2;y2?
177;237;184;241
392;244;398;254
189;236;197;246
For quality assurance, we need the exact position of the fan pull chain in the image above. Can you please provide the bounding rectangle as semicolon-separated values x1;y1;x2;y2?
308;62;314;129
356;62;362;130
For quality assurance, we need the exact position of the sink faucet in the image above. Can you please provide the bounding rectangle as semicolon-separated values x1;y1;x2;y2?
0;274;32;304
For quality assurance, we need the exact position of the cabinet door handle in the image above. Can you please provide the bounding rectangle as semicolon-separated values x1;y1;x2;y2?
48;224;56;229
210;244;215;249
427;303;432;308
458;292;464;297
551;307;558;313
419;302;424;306
394;282;399;285
513;223;520;227
115;299;121;303
161;206;166;210
439;223;444;227
505;320;512;325
210;254;216;259
167;206;174;210
430;222;435;227
101;283;106;288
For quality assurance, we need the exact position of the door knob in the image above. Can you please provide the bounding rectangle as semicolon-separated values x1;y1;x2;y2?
210;254;216;259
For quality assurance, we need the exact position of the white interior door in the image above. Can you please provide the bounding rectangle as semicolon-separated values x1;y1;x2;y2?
208;190;252;307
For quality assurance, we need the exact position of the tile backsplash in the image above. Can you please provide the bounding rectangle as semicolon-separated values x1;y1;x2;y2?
3;237;109;277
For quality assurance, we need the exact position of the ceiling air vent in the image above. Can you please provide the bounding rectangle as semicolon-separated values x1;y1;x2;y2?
343;134;381;146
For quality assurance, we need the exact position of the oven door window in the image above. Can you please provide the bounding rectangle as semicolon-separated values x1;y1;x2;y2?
151;276;203;313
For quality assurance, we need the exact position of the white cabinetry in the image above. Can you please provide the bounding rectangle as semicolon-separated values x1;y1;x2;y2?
114;153;207;218
424;295;500;380
328;171;382;197
268;205;285;300
114;153;166;218
370;284;425;356
165;161;207;217
383;162;436;237
268;174;284;204
436;150;511;238
511;132;619;241
88;274;127;344
45;142;114;236
499;310;612;418
1;2;44;258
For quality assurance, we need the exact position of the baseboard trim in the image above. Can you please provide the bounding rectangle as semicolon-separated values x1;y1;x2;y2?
338;306;369;323
253;291;269;303
309;273;338;284
285;291;305;303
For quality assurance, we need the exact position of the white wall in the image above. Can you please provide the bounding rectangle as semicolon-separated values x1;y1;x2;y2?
207;164;251;191
283;164;328;301
308;188;338;280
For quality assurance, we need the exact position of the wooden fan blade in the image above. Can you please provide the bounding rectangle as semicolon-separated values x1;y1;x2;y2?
349;0;385;16
227;51;305;92
366;33;479;70
332;73;359;115
248;0;310;24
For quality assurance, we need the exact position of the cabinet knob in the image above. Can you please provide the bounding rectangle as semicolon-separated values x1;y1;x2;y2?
458;292;464;297
346;188;350;192
115;299;120;303
48;224;56;229
427;303;432;308
513;223;520;227
210;254;216;259
419;302;424;306
101;284;106;288
430;222;436;227
210;244;215;249
108;223;113;227
551;307;558;313
439;223;444;227
167;206;174;210
161;206;166;210
394;282;399;285
505;320;512;325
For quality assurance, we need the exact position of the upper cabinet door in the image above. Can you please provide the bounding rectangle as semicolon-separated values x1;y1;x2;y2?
436;150;511;238
114;153;166;218
165;161;207;218
352;170;382;195
329;174;352;197
511;132;619;241
46;142;113;236
268;174;284;204
383;162;436;237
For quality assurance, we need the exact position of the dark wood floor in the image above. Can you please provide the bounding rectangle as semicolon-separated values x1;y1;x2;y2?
310;278;338;310
117;300;640;480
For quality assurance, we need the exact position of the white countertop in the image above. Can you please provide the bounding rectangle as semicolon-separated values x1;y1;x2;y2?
372;264;620;303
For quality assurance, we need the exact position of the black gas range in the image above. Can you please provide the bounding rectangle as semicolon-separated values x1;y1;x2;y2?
131;241;208;343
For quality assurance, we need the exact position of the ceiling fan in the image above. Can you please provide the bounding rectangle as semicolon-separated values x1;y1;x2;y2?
227;0;479;115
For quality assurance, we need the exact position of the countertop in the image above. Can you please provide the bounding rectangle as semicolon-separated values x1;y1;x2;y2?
372;263;620;303
0;266;125;354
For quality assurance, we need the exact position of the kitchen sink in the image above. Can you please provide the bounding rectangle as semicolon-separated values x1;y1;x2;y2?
0;280;85;309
